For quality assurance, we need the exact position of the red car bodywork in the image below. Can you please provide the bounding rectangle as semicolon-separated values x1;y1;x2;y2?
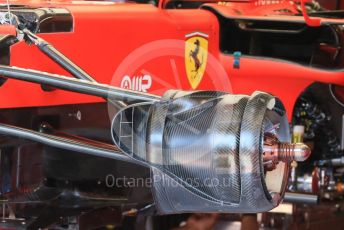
0;0;343;121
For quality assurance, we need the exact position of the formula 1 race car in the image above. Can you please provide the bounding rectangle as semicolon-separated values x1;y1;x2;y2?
0;0;343;229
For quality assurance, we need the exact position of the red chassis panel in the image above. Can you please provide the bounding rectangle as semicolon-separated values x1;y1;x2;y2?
0;1;344;121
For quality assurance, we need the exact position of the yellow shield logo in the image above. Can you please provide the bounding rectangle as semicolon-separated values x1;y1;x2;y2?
185;32;208;89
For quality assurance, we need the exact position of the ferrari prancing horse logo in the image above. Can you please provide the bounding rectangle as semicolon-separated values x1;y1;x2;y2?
185;32;208;89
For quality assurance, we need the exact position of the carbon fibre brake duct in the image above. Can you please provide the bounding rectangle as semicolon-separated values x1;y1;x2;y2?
111;90;311;213
0;65;310;213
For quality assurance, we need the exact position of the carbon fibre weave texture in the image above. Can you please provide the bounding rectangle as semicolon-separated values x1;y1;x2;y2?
111;91;285;213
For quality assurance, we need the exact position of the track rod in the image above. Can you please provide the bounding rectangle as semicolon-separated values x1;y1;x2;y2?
0;123;144;166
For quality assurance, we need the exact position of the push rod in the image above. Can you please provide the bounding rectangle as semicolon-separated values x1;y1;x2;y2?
23;29;97;83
